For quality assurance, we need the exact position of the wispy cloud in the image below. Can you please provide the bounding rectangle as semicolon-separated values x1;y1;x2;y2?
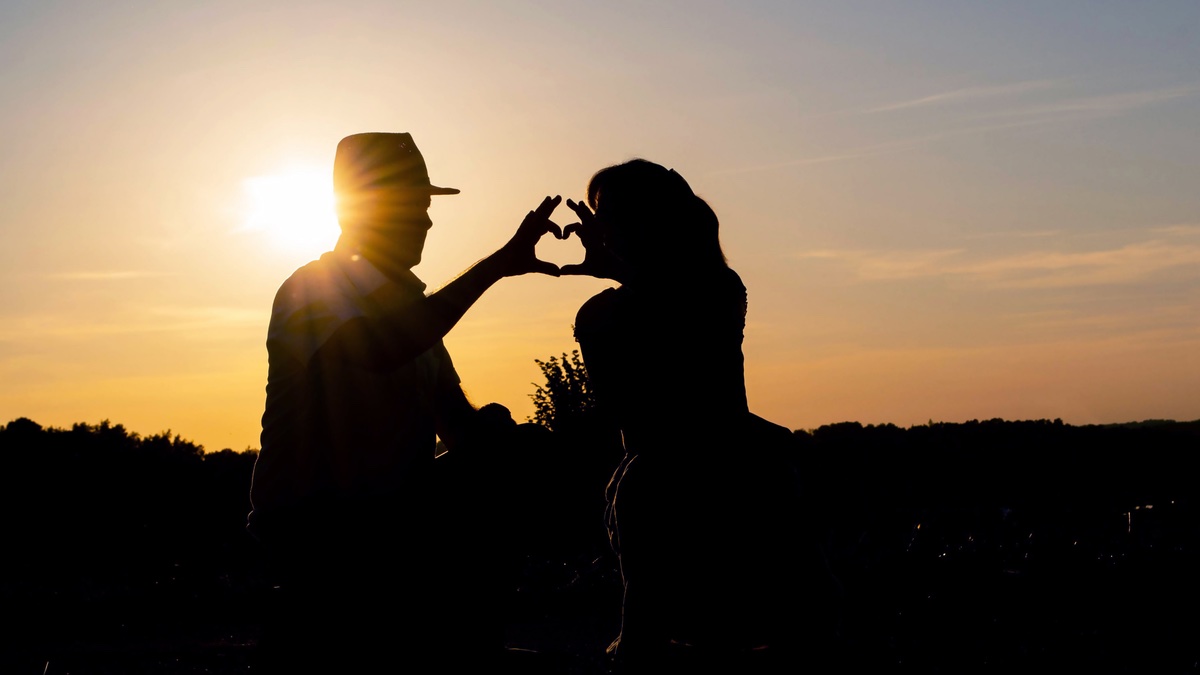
964;229;1062;241
1004;303;1200;339
977;85;1200;121
710;118;1052;176
722;83;1200;176
147;306;263;327
963;240;1200;289
708;146;909;176
867;79;1058;113
795;231;1200;289
1149;224;1200;237
46;271;163;281
0;306;262;341
796;248;966;280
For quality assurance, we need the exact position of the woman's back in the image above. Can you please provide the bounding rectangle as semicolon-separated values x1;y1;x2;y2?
568;158;842;672
578;268;837;668
574;266;750;451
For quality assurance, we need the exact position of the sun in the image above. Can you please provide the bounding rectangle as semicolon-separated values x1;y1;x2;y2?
240;166;339;255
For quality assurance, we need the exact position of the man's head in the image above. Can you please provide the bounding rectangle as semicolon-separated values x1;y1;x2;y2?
333;132;459;266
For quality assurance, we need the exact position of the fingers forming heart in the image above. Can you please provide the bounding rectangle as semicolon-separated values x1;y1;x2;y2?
535;225;586;267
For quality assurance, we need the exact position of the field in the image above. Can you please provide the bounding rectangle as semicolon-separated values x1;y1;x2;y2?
4;418;1199;674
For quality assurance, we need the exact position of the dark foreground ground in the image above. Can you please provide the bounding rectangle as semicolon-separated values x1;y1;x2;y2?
5;418;1200;674
11;525;1200;675
11;555;624;675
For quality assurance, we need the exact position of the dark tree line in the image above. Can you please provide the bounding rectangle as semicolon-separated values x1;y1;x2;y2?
3;378;1199;672
791;418;1200;673
0;418;263;673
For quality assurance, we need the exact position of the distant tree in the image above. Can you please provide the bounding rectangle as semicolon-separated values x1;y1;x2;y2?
528;350;598;433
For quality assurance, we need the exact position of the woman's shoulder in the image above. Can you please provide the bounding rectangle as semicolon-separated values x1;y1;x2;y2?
577;285;622;313
679;266;745;310
715;266;746;293
574;287;625;336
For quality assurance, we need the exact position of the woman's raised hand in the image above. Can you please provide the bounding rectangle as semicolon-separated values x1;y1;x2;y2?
560;198;626;281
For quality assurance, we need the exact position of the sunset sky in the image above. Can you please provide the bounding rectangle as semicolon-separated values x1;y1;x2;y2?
2;1;1198;452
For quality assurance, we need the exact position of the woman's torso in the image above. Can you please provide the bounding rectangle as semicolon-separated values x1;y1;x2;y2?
574;267;750;453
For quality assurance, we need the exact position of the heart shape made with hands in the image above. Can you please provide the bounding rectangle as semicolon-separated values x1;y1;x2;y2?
534;226;586;270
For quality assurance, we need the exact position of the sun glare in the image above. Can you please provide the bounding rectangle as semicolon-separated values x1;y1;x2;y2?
241;167;339;255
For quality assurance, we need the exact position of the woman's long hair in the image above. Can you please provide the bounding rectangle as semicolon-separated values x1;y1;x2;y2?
586;159;729;276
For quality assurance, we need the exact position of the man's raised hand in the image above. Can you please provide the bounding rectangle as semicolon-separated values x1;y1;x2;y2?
497;195;564;277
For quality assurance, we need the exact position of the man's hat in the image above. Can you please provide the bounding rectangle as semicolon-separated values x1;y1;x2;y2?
333;132;460;196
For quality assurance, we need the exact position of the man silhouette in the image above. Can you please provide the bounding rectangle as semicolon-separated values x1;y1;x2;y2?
247;132;563;672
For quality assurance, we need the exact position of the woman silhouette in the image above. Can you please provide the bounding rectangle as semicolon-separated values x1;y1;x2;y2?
562;160;841;674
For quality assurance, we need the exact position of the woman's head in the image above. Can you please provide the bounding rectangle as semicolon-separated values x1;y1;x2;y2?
586;159;727;274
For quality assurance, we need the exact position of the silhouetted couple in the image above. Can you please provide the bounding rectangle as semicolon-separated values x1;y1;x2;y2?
246;132;840;674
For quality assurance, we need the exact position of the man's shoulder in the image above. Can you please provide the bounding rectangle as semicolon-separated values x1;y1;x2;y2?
272;251;347;302
280;250;340;285
276;248;355;290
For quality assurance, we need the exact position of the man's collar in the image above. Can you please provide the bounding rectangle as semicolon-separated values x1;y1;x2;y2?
331;243;427;294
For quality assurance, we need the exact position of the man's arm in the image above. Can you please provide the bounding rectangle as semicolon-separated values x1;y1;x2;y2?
433;382;479;454
319;196;563;372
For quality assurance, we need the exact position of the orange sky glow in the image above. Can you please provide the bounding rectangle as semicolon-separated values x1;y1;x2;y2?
1;2;1198;452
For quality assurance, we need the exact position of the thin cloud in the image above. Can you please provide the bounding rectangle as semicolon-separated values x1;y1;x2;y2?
147;306;263;327
795;248;966;280
712;116;1084;177
1004;303;1200;338
977;85;1200;121
46;271;163;281
965;241;1200;289
721;83;1199;177
964;229;1061;241
796;233;1200;289
710;119;1047;176
867;79;1058;113
0;306;262;341
709;147;908;176
1150;224;1200;237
